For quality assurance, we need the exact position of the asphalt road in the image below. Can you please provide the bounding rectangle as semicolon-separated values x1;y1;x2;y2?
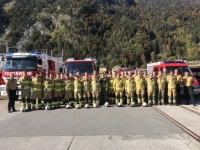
0;100;199;150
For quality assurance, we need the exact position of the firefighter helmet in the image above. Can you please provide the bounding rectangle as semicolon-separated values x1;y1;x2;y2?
20;107;25;112
104;102;109;107
142;102;147;107
93;103;97;108
75;104;80;109
117;102;122;107
45;106;51;110
84;104;89;108
130;102;136;107
66;104;71;109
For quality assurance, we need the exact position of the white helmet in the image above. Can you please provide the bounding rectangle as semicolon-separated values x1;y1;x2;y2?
117;102;122;107
142;102;147;107
104;102;109;107
66;104;71;109
20;107;25;112
84;104;89;108
93;103;97;108
75;104;80;109
45;106;50;110
130;102;136;107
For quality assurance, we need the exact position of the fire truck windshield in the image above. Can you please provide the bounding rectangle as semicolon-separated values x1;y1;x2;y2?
65;62;94;75
163;66;192;75
2;59;37;71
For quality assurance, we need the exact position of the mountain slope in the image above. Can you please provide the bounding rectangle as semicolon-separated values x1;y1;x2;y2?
0;0;200;69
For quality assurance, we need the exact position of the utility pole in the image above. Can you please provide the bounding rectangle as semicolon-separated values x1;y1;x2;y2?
6;43;9;53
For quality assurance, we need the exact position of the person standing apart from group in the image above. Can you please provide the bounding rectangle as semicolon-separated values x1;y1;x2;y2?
6;73;18;113
183;71;196;106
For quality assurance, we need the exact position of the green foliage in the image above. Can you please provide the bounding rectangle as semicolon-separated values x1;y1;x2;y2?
0;0;200;69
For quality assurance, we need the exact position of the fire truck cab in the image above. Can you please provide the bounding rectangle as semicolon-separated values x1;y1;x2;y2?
147;60;200;95
0;51;63;96
64;58;97;78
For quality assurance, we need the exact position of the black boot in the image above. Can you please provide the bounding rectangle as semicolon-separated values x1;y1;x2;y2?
12;107;17;112
8;108;11;113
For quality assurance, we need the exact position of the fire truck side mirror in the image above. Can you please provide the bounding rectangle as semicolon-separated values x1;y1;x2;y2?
60;67;63;73
1;56;5;61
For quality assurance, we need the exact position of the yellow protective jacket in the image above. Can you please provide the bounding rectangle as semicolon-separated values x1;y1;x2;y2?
65;79;74;91
19;76;31;90
167;75;177;89
43;79;53;92
53;78;62;92
60;78;65;92
125;79;136;92
91;80;101;91
146;77;156;90
31;77;43;92
157;75;166;89
83;79;91;91
113;78;124;91
74;80;83;92
134;75;146;90
182;76;194;87
175;74;182;84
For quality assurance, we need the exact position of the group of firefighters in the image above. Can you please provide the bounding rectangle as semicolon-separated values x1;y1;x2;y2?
6;68;196;112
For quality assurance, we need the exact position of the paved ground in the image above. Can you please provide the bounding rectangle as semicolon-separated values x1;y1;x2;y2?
0;100;200;150
155;105;200;136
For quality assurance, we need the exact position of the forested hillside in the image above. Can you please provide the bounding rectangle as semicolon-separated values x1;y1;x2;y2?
0;0;200;69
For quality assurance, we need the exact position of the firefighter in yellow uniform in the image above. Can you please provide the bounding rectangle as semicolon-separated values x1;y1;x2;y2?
31;72;43;110
107;72;115;104
152;71;158;103
43;74;53;109
163;68;169;104
113;73;124;106
125;75;136;105
83;72;92;105
174;69;182;105
157;71;166;105
60;73;66;105
53;73;62;108
146;73;156;105
91;76;101;106
64;74;74;106
38;72;45;107
49;73;54;99
19;71;32;111
167;70;177;105
135;71;146;105
74;76;83;107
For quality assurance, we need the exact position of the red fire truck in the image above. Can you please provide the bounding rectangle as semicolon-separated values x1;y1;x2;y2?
64;58;97;77
147;60;200;95
0;51;63;96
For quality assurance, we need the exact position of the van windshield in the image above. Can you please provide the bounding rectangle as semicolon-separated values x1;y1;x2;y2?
162;66;192;75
